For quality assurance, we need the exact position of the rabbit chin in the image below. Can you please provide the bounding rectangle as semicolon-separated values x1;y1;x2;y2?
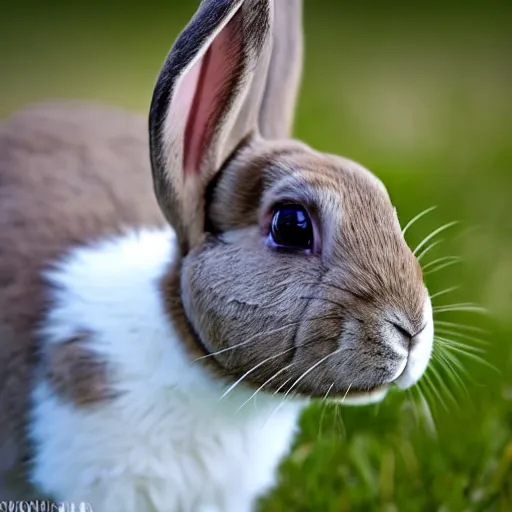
331;386;390;406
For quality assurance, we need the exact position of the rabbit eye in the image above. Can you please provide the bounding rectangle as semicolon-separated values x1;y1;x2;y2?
269;205;313;251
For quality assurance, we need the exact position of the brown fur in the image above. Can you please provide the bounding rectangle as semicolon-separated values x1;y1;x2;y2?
0;101;164;485
159;265;233;383
43;331;118;405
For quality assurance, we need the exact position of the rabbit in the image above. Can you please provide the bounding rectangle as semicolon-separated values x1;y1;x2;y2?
0;0;434;510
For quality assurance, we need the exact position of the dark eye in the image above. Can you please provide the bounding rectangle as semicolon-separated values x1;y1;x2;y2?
269;205;313;251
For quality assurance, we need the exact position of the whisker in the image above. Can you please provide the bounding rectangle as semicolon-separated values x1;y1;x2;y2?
434;350;470;399
429;363;458;407
436;349;469;377
415;374;441;412
434;302;481;308
195;313;342;362
323;381;336;402
273;377;294;397
442;347;498;373
266;349;342;425
416;239;444;263
194;322;299;362
401;205;438;236
421;369;448;411
219;346;297;401
406;388;420;424
334;402;346;439
437;347;480;387
260;376;296;430
429;286;460;301
235;363;296;414
435;336;486;354
424;260;462;276
416;387;437;436
422;256;461;272
435;338;499;373
341;382;353;403
333;382;353;439
434;320;488;334
413;221;459;256
433;304;487;314
435;328;488;345
317;381;336;440
282;350;342;402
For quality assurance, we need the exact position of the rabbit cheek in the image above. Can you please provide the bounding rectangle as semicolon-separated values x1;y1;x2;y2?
179;234;320;388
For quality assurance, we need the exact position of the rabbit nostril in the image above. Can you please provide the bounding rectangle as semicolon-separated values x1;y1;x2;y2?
389;321;413;340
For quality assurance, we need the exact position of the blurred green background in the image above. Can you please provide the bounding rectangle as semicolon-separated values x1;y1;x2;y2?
1;0;511;510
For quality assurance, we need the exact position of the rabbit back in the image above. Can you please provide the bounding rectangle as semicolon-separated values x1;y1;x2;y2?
0;101;165;494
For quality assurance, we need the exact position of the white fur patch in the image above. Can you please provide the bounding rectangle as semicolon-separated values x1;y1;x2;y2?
29;228;304;512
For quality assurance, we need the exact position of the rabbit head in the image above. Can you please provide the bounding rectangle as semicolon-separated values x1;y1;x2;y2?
150;0;434;403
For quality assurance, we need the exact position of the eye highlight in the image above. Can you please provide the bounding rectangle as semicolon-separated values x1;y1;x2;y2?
268;204;313;252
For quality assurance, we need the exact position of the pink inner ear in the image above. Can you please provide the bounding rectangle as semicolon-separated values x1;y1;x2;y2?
174;60;202;172
177;10;243;176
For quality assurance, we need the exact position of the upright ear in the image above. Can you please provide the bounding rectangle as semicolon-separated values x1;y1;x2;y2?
259;0;304;139
149;0;273;254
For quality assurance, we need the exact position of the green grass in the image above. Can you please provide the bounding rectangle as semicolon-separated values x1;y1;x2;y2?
1;1;511;510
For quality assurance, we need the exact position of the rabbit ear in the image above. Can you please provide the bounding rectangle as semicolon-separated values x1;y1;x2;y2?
259;0;303;139
149;0;273;253
234;0;304;140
